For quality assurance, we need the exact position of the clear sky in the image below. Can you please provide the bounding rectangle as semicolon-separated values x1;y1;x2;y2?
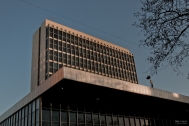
0;0;189;115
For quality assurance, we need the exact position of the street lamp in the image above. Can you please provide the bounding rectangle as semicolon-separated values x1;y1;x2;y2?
146;76;154;88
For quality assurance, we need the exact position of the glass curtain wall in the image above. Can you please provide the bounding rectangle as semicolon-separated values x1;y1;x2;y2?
0;98;39;126
41;105;177;126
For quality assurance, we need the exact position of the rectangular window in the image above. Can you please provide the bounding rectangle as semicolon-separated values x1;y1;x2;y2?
67;44;71;54
63;32;66;41
83;59;87;69
70;111;76;123
76;57;79;67
100;54;104;63
106;47;109;55
46;27;49;37
42;109;50;121
79;58;83;68
71;45;75;54
63;54;67;64
83;49;86;58
79;47;83;57
86;40;89;49
78;112;84;123
113;116;118;126
93;43;96;51
87;50;90;59
49;39;53;49
97;53;100;62
98;63;101;73
106;115;112;126
59;30;62;40
94;62;98;72
93;113;99;125
90;41;93;50
63;42;66;52
101;64;104;74
71;56;75;66
61;111;67;123
91;61;94;71
124;117;130;126
58;41;62;51
86;113;92;124
102;46;105;54
96;44;99;52
75;47;79;56
50;28;53;37
75;36;78;45
54;29;58;39
52;110;59;122
87;60;91;70
71;35;74;44
79;38;82;46
68;55;71;65
90;51;94;60
67;33;70;43
105;65;108;74
104;55;107;64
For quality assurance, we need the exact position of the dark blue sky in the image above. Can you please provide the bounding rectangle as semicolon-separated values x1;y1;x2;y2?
0;0;189;115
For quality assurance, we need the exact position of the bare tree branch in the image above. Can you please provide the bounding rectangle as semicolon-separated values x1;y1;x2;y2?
134;0;189;75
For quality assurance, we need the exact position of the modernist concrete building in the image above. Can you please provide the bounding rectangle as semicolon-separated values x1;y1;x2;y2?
0;20;189;126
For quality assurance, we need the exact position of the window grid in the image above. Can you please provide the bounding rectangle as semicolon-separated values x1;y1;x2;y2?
45;27;138;83
0;98;39;126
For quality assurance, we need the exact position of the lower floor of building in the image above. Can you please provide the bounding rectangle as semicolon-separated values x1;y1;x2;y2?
1;79;189;126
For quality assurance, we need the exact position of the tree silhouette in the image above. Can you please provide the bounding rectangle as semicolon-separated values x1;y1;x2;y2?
134;0;189;74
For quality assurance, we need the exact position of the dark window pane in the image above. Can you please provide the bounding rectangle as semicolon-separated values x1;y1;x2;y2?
130;117;135;126
54;63;58;69
32;101;35;112
52;122;59;126
61;111;67;122
42;121;50;126
32;111;35;124
29;104;31;114
93;114;99;124
145;119;149;126
140;118;145;126
135;118;140;126
36;99;39;109
28;114;31;125
124;117;130;126
112;116;118;125
21;118;24;126
25;116;27;126
70;123;77;126
52;110;59;122
42;109;50;121
86;113;92;124
21;108;25;118
61;123;67;126
78;112;84;123
36;109;39;122
25;106;28;116
78;124;85;126
106;115;112;125
100;115;106;125
118;116;124;125
70;112;76;123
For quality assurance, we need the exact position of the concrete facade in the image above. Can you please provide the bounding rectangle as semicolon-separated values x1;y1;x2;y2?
1;66;189;123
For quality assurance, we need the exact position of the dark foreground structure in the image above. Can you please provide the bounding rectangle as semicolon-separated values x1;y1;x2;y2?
0;20;189;126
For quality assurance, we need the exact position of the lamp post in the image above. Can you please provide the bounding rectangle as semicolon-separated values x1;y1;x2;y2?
146;76;154;88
